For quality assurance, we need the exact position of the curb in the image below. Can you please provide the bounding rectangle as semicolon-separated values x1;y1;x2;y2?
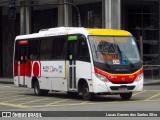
0;78;14;84
0;81;14;84
143;81;160;86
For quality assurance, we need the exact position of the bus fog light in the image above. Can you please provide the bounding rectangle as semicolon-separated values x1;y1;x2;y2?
135;74;143;82
95;73;109;82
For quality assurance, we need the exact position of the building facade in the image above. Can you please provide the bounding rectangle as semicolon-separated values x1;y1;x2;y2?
0;0;160;77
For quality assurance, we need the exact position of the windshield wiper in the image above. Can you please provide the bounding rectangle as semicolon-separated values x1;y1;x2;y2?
117;46;134;68
104;60;111;68
97;52;111;68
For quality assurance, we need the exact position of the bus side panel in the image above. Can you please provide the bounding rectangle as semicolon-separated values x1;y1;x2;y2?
38;77;52;90
14;76;19;86
51;78;67;91
38;61;67;91
24;61;32;88
14;60;19;86
26;76;32;88
40;61;65;78
20;63;25;76
50;61;67;91
76;61;92;79
14;60;18;77
76;61;93;92
25;61;32;77
18;61;31;86
14;60;27;86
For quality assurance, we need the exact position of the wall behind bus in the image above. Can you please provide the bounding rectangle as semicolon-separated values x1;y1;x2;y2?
1;9;58;77
2;15;20;77
0;7;2;77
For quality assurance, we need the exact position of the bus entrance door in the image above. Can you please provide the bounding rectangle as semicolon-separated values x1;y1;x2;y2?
18;41;28;86
68;40;77;91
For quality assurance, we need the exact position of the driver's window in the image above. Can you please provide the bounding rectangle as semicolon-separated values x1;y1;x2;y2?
77;35;90;62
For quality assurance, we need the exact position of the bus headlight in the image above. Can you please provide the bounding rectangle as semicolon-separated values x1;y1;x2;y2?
95;73;109;83
135;73;143;82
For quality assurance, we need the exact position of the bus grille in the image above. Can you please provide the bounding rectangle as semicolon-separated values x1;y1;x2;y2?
110;86;135;91
111;82;134;84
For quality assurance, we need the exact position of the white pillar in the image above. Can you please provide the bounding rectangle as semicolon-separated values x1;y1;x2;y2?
102;0;121;29
0;7;2;77
64;0;72;27
64;0;69;27
20;0;32;35
58;0;64;26
25;0;32;34
58;0;72;27
20;1;26;35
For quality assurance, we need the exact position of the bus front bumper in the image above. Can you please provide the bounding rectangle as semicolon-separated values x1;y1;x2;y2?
92;73;144;94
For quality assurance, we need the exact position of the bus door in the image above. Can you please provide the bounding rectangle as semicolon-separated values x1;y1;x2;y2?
67;36;78;90
18;40;28;86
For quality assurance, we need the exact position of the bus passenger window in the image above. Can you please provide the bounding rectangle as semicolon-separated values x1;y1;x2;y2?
77;35;90;62
29;40;39;60
19;45;28;62
40;39;52;60
52;36;66;60
15;42;19;61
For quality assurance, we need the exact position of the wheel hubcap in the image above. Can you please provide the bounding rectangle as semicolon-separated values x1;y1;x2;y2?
35;84;38;94
83;88;89;97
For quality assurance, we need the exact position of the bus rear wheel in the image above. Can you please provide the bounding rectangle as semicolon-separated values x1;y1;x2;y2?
82;83;94;101
120;92;132;100
33;81;48;96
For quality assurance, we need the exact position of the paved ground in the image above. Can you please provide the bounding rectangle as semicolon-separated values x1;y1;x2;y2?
0;83;159;110
0;84;159;120
0;78;160;120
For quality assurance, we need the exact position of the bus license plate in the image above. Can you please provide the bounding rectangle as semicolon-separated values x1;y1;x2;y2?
119;87;127;91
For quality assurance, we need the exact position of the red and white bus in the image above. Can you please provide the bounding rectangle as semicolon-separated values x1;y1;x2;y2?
13;27;143;100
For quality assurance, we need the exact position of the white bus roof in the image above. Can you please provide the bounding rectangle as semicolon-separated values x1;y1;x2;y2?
15;27;132;40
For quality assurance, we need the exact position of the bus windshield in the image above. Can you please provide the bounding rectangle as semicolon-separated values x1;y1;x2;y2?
89;36;141;66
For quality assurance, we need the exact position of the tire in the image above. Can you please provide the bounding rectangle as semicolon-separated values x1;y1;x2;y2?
120;92;132;100
33;80;48;96
82;83;94;101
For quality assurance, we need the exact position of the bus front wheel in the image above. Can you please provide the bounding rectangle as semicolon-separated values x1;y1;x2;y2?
33;81;48;96
120;92;132;100
82;83;94;101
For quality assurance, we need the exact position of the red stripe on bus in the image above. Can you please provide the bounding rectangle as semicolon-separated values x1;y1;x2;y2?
94;67;143;83
14;61;18;76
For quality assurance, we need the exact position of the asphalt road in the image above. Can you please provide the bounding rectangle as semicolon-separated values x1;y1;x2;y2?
0;83;159;120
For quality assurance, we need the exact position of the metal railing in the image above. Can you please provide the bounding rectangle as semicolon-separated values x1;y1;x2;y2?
143;65;160;80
